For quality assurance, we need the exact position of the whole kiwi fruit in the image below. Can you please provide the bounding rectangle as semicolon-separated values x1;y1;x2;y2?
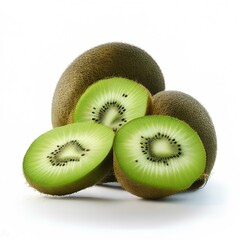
152;91;217;189
52;42;165;127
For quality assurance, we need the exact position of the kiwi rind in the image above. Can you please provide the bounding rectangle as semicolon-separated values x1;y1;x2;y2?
52;42;165;127
153;91;217;189
23;122;114;196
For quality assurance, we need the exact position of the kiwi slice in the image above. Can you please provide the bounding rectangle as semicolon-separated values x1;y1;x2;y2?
52;42;165;127
23;122;114;195
153;91;217;189
71;77;153;132
113;116;206;199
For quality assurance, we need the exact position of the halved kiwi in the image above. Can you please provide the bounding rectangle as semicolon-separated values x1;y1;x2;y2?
113;115;206;199
153;91;217;189
71;77;153;132
23;122;114;195
52;42;165;127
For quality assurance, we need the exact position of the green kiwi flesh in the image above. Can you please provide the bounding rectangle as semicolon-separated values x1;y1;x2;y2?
72;77;153;132
52;42;165;127
113;115;206;199
23;122;114;195
153;91;217;189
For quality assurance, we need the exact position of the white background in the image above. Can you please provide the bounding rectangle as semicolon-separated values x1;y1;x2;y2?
1;0;239;239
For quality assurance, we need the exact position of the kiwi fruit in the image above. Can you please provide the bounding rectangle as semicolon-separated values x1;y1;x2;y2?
23;122;114;195
52;42;165;128
71;77;153;132
152;91;217;189
113;115;206;199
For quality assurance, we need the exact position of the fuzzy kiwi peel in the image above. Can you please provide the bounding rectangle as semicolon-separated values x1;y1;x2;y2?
23;122;114;196
52;42;165;128
153;91;217;189
113;115;206;199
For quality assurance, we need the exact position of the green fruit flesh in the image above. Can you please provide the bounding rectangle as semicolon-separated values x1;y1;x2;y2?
73;77;152;132
114;116;206;198
23;122;114;195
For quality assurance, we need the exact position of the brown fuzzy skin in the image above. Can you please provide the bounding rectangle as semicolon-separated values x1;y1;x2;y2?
25;149;113;196
113;154;178;199
52;42;165;127
153;91;217;189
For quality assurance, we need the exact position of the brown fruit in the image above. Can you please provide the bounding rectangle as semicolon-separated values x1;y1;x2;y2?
52;42;165;127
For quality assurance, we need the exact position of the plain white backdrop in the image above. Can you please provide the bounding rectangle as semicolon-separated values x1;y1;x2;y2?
1;0;239;239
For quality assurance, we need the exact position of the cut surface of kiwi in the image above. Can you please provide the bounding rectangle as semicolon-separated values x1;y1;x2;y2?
113;116;206;199
52;42;165;127
153;91;217;189
72;77;153;132
23;122;114;195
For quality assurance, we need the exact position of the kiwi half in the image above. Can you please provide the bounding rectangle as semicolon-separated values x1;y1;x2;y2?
71;77;153;132
52;42;165;127
113;116;206;199
153;91;217;189
23;122;114;195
